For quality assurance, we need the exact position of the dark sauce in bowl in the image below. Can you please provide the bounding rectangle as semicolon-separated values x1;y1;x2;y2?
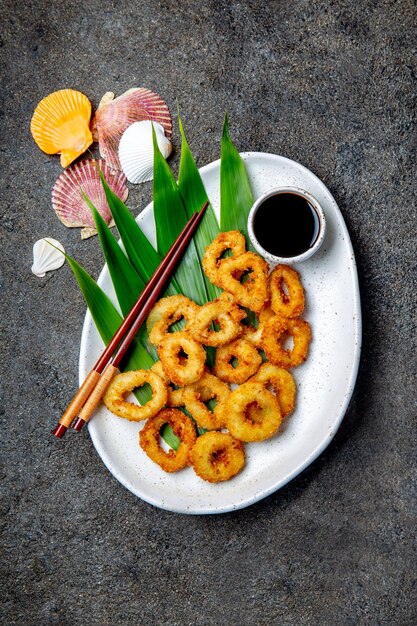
253;192;320;258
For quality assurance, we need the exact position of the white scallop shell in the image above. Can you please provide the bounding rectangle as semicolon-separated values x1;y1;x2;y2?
118;120;172;184
31;238;65;277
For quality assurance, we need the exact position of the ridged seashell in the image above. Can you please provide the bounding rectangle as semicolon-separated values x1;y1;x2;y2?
30;89;93;168
32;238;65;277
118;121;173;184
51;158;128;239
93;88;172;171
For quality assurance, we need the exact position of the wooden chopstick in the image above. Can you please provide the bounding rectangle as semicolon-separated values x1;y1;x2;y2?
52;202;208;438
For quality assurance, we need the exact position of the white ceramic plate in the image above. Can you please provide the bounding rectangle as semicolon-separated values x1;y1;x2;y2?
79;152;361;514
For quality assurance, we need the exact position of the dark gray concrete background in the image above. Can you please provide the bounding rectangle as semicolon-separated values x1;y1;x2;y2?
1;1;416;624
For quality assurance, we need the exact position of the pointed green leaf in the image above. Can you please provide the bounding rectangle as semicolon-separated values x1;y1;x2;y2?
65;253;155;404
85;195;158;359
152;124;208;305
99;172;164;279
85;194;145;316
99;171;179;297
220;114;254;244
178;114;221;300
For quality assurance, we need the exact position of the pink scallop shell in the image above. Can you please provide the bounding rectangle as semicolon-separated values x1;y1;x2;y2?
51;158;128;239
93;88;172;171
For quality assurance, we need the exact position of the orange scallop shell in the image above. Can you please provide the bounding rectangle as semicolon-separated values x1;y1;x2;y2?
30;89;93;168
93;88;172;171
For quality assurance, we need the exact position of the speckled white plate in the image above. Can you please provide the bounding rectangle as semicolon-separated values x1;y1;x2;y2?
79;152;361;514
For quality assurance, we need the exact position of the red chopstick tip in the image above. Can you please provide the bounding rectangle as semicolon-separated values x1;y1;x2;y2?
73;418;86;432
52;424;67;438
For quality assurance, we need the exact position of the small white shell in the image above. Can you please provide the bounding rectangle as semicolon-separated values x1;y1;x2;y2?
118;120;172;184
32;238;65;277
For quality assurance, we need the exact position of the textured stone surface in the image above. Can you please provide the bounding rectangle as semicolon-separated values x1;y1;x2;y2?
1;1;416;624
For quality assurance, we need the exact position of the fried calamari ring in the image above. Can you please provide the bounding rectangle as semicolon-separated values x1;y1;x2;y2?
217;252;269;313
188;300;245;347
270;264;305;318
261;316;312;368
147;295;199;346
189;432;245;482
250;362;296;417
166;386;186;408
103;370;167;422
243;324;263;348
139;408;196;473
243;306;275;348
182;371;230;430
225;381;282;442
202;231;247;284
214;337;262;384
158;331;206;386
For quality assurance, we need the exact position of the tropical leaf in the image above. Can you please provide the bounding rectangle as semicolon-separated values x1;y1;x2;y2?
85;194;145;316
86;194;156;357
100;172;161;277
65;253;155;405
152;124;208;305
178;114;221;300
99;172;179;297
220;114;254;244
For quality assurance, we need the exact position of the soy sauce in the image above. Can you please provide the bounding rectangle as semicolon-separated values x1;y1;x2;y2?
253;192;320;258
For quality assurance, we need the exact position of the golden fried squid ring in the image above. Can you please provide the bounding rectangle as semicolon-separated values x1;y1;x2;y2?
217;252;269;313
270;264;305;318
188;300;245;347
166;386;186;408
250;362;296;417
189;432;245;482
151;360;171;384
147;295;199;346
225;381;282;442
202;231;247;284
215;338;262;384
158;331;206;386
261;316;312;368
182;371;230;430
103;370;167;422
243;306;275;348
139;408;196;473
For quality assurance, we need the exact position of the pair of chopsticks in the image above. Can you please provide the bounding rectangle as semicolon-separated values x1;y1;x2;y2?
52;201;209;438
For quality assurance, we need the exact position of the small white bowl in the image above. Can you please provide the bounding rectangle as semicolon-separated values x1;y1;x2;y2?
247;186;326;264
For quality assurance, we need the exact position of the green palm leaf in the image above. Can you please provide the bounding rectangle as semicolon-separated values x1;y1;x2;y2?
86;195;145;316
65;253;154;405
86;195;156;357
152;125;208;305
99;172;179;297
178;114;221;300
220;114;254;244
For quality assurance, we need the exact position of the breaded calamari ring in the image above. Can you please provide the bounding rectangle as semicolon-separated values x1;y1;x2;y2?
225;381;282;442
243;306;275;348
188;300;245;347
166;386;187;408
147;295;199;346
151;360;171;384
189;432;245;482
182;371;231;430
214;337;262;384
202;231;246;284
249;362;296;417
270;264;305;318
103;370;167;422
261;316;312;368
139;408;196;473
158;331;206;386
217;252;269;313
